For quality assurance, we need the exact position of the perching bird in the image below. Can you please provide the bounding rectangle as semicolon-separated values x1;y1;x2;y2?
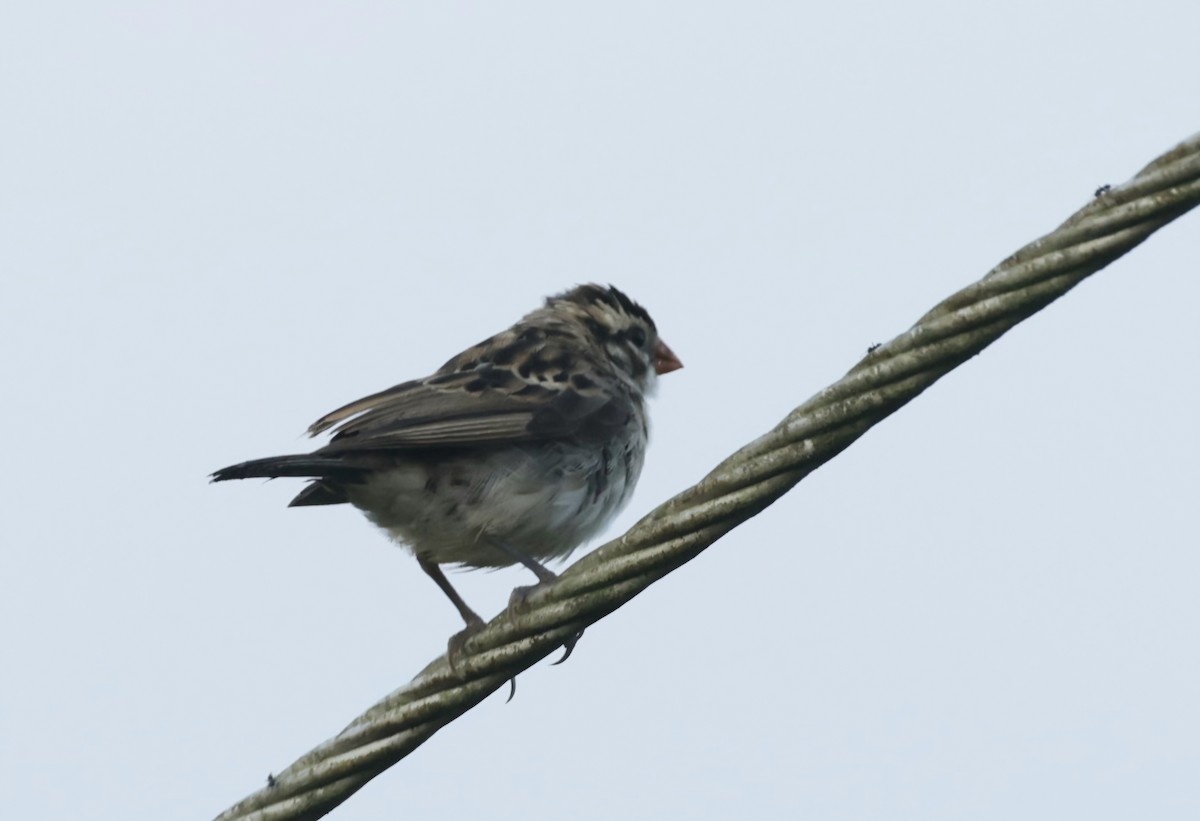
212;284;681;662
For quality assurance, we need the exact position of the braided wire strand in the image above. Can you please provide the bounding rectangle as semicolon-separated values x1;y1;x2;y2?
214;132;1200;821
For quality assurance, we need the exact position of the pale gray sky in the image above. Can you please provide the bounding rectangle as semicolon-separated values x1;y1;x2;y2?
2;3;1198;820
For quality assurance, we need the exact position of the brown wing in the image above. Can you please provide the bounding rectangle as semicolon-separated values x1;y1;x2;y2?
308;341;636;453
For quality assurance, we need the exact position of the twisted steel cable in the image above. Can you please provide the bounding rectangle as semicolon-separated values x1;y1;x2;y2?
215;132;1200;821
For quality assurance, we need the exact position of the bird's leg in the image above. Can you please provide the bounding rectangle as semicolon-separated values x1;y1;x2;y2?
418;553;484;626
492;540;584;665
418;554;487;675
493;539;558;607
491;540;559;583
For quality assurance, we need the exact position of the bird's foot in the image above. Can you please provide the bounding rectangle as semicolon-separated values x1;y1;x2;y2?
446;615;519;701
507;581;585;665
507;580;548;611
446;614;486;677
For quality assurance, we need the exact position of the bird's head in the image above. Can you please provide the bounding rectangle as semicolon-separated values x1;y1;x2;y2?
548;284;682;393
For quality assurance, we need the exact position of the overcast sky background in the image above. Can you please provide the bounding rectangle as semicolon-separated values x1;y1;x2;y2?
2;3;1198;820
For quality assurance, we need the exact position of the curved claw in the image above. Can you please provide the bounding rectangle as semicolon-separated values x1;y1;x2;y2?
505;677;517;703
505;575;585;667
551;629;585;666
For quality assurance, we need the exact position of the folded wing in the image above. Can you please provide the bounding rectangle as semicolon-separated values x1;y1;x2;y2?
309;360;634;453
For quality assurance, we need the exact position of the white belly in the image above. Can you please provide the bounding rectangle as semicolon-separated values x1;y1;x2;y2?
345;435;646;569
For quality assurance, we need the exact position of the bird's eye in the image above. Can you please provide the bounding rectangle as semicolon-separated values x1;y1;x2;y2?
628;325;647;348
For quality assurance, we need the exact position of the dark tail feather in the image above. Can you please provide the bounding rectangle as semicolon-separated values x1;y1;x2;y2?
210;455;367;483
288;480;350;507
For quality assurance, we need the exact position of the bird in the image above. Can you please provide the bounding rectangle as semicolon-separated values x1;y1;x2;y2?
211;284;681;667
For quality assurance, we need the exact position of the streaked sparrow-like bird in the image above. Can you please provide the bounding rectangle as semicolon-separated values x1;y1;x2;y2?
212;284;681;663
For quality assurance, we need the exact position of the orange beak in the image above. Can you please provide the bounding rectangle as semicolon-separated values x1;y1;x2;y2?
654;340;683;375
